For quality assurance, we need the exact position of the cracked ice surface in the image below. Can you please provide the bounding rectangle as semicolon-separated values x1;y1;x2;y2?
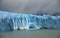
0;11;60;31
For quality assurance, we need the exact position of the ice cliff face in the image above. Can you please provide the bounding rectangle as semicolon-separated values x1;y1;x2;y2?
0;11;60;31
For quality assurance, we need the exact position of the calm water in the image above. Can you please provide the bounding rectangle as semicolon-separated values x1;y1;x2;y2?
0;30;60;38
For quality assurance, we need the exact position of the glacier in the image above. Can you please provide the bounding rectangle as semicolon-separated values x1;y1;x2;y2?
0;11;60;31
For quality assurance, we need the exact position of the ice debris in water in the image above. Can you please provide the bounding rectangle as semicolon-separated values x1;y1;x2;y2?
0;11;60;31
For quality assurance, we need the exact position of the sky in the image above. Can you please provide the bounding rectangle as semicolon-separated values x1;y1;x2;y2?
1;0;60;15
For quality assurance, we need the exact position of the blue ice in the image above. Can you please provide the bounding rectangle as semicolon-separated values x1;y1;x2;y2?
0;11;60;31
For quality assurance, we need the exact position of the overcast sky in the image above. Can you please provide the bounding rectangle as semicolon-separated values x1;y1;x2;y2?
1;0;60;15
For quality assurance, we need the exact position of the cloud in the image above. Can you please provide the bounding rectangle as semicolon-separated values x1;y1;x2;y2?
1;0;60;15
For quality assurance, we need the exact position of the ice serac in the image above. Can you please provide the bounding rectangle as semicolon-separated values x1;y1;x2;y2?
38;15;60;29
0;11;60;31
0;11;13;31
